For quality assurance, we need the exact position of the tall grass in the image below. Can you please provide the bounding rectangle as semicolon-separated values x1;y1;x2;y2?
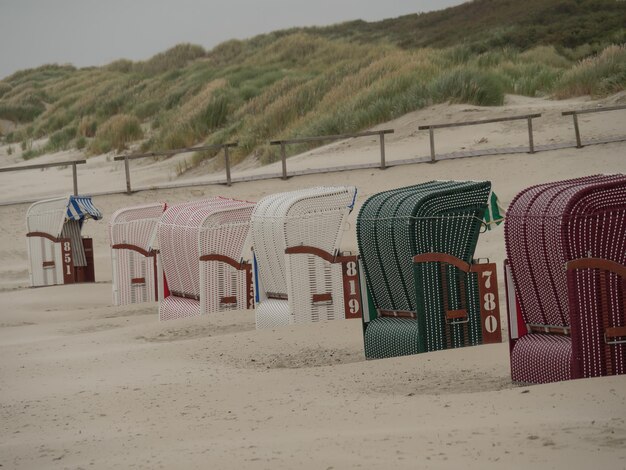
90;114;143;154
429;68;505;106
0;15;624;170
0;82;11;99
554;44;626;98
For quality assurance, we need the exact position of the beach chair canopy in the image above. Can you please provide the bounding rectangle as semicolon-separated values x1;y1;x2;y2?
109;202;167;306
356;180;492;358
109;202;166;253
505;174;626;383
26;195;102;238
157;196;255;320
26;195;102;286
252;186;357;328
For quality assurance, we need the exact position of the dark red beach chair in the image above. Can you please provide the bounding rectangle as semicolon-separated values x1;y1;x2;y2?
505;174;626;384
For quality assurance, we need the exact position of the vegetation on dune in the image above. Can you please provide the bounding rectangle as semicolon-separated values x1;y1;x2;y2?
0;0;624;168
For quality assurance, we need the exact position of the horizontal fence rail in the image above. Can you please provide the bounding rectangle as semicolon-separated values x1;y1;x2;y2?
0;159;86;196
114;143;238;193
2;109;626;207
269;129;394;179
418;114;542;162
562;104;626;148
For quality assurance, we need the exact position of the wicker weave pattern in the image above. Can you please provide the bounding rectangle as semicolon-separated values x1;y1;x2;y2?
286;252;345;323
159;295;201;321
364;317;423;359
157;197;255;320
254;299;291;329
357;181;490;359
109;203;166;306
505;174;626;383
109;203;166;251
505;175;616;326
26;196;69;237
112;248;159;305
26;195;100;287
251;186;356;328
511;334;573;384
27;236;64;286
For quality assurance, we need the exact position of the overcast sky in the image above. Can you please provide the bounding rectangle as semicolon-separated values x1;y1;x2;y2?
0;0;466;80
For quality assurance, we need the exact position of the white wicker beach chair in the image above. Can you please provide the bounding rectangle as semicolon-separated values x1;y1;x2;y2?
26;195;102;287
109;202;167;306
251;186;358;329
156;197;255;321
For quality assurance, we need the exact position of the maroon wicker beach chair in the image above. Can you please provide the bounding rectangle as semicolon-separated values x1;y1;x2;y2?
504;174;626;384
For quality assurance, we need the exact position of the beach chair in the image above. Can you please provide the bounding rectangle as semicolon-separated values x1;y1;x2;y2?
26;195;102;287
252;186;359;329
156;197;255;321
357;181;502;359
504;174;626;384
109;202;167;306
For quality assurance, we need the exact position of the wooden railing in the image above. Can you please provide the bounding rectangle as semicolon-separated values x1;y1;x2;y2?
2;109;626;205
114;143;238;193
269;129;394;179
562;104;626;148
0;159;86;195
418;114;541;162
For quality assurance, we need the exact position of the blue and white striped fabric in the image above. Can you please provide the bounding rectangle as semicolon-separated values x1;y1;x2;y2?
66;195;103;222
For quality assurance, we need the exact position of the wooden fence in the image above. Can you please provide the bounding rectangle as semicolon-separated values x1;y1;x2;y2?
114;143;238;193
418;114;541;162
0;159;86;196
1;106;624;205
269;129;394;179
562;104;626;148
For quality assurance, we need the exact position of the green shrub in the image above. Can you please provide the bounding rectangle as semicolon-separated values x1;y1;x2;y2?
0;82;11;99
554;44;626;98
136;43;206;75
22;148;43;160
134;100;161;119
90;114;143;154
0;103;45;123
106;59;134;73
46;125;77;151
429;68;505;105
78;116;97;137
75;136;87;150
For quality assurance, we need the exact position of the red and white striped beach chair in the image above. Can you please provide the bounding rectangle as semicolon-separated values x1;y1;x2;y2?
109;203;167;306
26;195;102;287
505;174;626;384
157;197;255;321
251;186;359;329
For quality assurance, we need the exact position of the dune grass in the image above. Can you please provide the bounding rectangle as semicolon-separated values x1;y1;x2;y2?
0;0;624;167
90;114;143;154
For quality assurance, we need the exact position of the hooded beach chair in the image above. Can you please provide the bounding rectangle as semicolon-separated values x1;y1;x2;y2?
156;197;255;321
109;202;167;306
26;195;102;287
252;186;359;329
357;181;501;359
505;174;626;384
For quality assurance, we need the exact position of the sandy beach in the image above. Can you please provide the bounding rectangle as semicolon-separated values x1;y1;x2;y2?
1;95;625;469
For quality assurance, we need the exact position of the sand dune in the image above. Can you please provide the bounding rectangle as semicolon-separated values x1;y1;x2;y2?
0;95;625;469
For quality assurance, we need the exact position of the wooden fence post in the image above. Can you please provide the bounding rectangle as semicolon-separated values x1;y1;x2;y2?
429;127;436;163
527;117;535;154
124;156;132;194
72;163;78;196
280;142;287;180
379;131;386;170
573;114;582;148
224;145;232;186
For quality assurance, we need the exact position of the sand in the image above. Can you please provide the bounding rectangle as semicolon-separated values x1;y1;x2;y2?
0;94;625;469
